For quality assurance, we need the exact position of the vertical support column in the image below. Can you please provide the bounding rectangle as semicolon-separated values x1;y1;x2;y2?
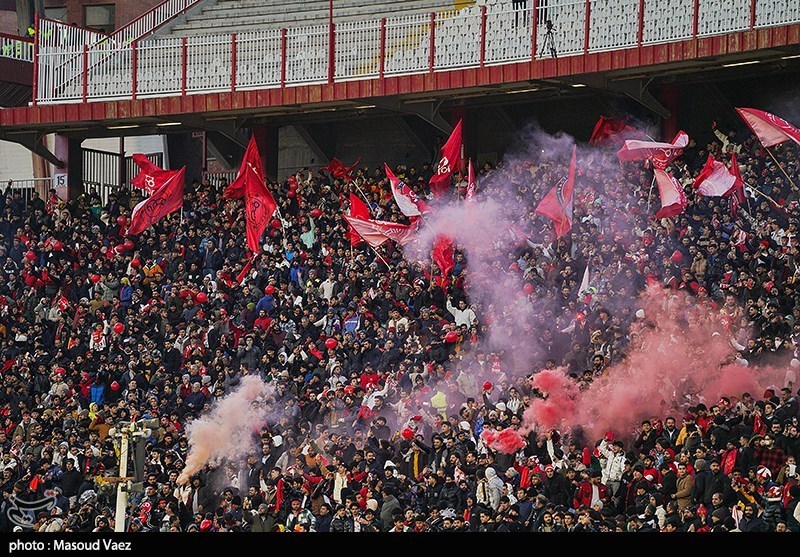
584;0;591;54
132;40;138;100
531;0;539;60
637;0;644;47
328;14;335;83
328;0;334;81
118;136;126;190
54;134;84;201
379;18;386;79
231;33;237;92
429;12;436;74
280;28;287;87
660;84;679;140
479;6;487;68
181;37;188;95
82;44;88;102
692;0;700;39
251;124;279;182
750;0;757;30
31;13;38;106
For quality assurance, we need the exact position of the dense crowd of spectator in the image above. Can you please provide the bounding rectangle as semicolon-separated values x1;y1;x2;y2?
0;116;799;533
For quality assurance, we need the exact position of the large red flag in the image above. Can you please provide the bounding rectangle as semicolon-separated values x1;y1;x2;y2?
347;193;370;246
130;154;171;194
432;235;455;288
534;145;577;238
693;155;739;197
224;135;263;199
429;119;463;198
243;165;278;254
342;215;416;248
128;167;186;235
653;168;686;219
465;158;476;202
589;116;635;146
736;107;800;148
617;131;689;169
325;157;361;181
385;164;432;217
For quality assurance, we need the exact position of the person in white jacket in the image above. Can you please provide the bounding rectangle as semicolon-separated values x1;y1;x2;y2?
446;296;477;328
598;438;627;503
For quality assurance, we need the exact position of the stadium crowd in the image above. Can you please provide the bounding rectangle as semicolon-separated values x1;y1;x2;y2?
0;117;799;534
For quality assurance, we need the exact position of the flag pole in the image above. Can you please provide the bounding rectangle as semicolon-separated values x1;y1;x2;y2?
765;146;798;190
350;180;373;212
746;185;782;209
368;244;391;269
646;175;656;212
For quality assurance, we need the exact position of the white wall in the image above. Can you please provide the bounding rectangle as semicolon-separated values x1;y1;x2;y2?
0;139;35;181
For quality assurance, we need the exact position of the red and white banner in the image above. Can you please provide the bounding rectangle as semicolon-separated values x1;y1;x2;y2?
128;167;186;235
429;119;463;198
224;135;263;200
342;215;416;248
736;107;800;148
347;193;371;246
385;164;432;217
465;158;476;202
617;131;689;169
243;165;278;254
693;155;740;197
130;154;172;194
534;145;577;238
653;168;686;219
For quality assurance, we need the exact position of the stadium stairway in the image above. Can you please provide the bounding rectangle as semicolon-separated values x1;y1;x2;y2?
165;0;477;38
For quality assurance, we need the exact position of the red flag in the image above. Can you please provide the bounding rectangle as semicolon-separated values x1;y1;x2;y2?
534;145;577;238
224;135;263;199
589;116;635;146
653;168;686;219
131;154;173;194
429;119;463;198
347;193;370;246
617;131;689;169
728;153;746;218
243;165;278;254
385;164;432;217
432;235;455;288
693;155;739;197
236;257;255;285
342;215;416;248
325;157;361;181
127;167;186;235
465;158;477;202
736;107;800;148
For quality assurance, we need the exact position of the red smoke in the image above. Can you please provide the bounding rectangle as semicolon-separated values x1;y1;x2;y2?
481;427;527;454
518;286;786;443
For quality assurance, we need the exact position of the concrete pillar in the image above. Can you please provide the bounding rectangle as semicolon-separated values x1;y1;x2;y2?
166;132;204;186
660;83;679;140
52;134;82;200
251;124;278;182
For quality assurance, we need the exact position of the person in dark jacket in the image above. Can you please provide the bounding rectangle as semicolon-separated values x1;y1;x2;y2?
242;503;278;532
738;502;769;532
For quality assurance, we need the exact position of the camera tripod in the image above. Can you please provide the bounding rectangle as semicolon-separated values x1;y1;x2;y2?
539;20;558;59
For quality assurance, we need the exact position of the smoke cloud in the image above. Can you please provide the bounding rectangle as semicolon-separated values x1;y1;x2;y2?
177;375;271;485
